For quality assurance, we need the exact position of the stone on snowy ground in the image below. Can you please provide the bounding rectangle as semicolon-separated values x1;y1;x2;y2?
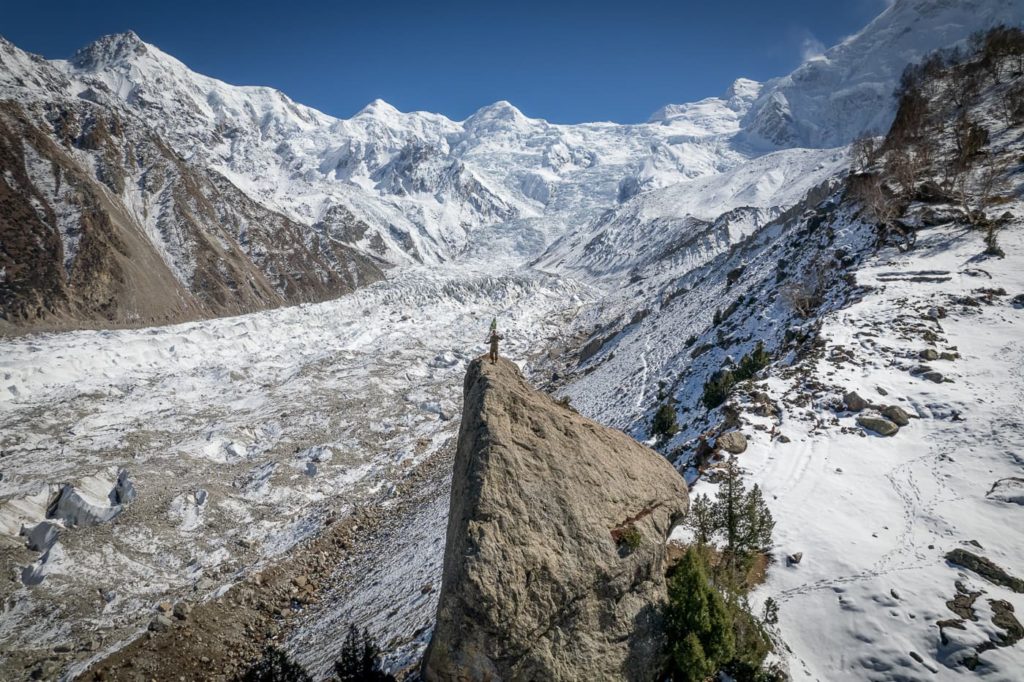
111;469;136;505
926;306;947;320
939;351;959;361
424;358;688;682
919;348;939;361
881;405;911;427
857;414;899;436
787;552;803;566
843;391;868;412
173;601;192;620
148;615;173;633
922;371;945;383
777;434;791;443
1012;294;1024;309
946;549;1024;593
716;431;748;454
987;478;1024;505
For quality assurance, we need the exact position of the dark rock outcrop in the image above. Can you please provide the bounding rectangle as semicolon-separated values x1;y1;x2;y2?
424;358;689;681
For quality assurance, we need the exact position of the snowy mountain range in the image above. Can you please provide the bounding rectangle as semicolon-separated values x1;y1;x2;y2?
3;0;1021;330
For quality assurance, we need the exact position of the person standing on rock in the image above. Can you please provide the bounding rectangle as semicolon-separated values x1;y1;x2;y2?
487;318;504;364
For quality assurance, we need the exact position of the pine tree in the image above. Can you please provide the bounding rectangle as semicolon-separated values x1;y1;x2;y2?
701;370;735;410
734;342;770;381
335;625;395;682
652;403;680;440
665;547;735;682
740;484;775;554
714;458;775;579
686;493;716;546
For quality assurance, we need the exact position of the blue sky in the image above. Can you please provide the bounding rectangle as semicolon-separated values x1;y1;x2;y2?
2;0;891;123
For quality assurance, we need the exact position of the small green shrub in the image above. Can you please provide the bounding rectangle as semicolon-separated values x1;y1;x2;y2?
652;403;679;439
734;342;771;382
702;370;735;410
620;523;642;551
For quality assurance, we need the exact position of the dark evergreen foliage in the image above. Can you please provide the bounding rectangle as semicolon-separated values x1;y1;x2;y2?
652;402;680;439
334;625;395;682
665;547;735;682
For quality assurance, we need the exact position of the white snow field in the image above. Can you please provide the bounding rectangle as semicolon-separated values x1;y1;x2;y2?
688;222;1024;681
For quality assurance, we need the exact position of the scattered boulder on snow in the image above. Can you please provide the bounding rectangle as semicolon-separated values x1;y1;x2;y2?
987;478;1024;505
1012;294;1024;309
424;358;688;682
946;549;1024;593
843;391;868;412
148;615;174;633
919;348;940;361
857;414;899;436
787;552;803;566
881;405;912;427
173;601;192;620
716;430;748;454
922;371;945;384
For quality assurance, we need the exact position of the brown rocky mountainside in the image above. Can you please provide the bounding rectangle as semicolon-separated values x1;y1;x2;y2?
424;357;689;681
0;97;385;334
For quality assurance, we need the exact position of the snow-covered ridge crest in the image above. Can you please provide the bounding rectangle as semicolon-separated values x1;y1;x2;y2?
740;0;1024;148
2;0;1018;328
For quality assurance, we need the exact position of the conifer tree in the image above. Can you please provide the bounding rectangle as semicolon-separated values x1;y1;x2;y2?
652;403;680;439
686;493;716;546
335;625;395;682
665;547;735;682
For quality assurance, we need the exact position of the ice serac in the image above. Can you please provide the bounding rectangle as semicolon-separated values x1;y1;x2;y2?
424;357;689;682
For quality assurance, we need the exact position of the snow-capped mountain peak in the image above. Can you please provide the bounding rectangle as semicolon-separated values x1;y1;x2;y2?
722;77;761;110
463;100;536;133
69;30;149;70
354;97;402;119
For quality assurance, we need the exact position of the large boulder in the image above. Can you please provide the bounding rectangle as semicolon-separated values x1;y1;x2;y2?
857;414;899;437
424;358;689;682
716;430;747;454
881;405;911;427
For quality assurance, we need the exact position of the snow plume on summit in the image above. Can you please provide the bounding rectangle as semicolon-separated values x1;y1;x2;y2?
740;0;1024;148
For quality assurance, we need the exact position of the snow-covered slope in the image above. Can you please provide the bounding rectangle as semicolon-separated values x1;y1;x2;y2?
544;33;1024;679
740;0;1024;148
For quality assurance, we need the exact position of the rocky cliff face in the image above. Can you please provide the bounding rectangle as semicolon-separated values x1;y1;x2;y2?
0;94;385;331
424;357;688;681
